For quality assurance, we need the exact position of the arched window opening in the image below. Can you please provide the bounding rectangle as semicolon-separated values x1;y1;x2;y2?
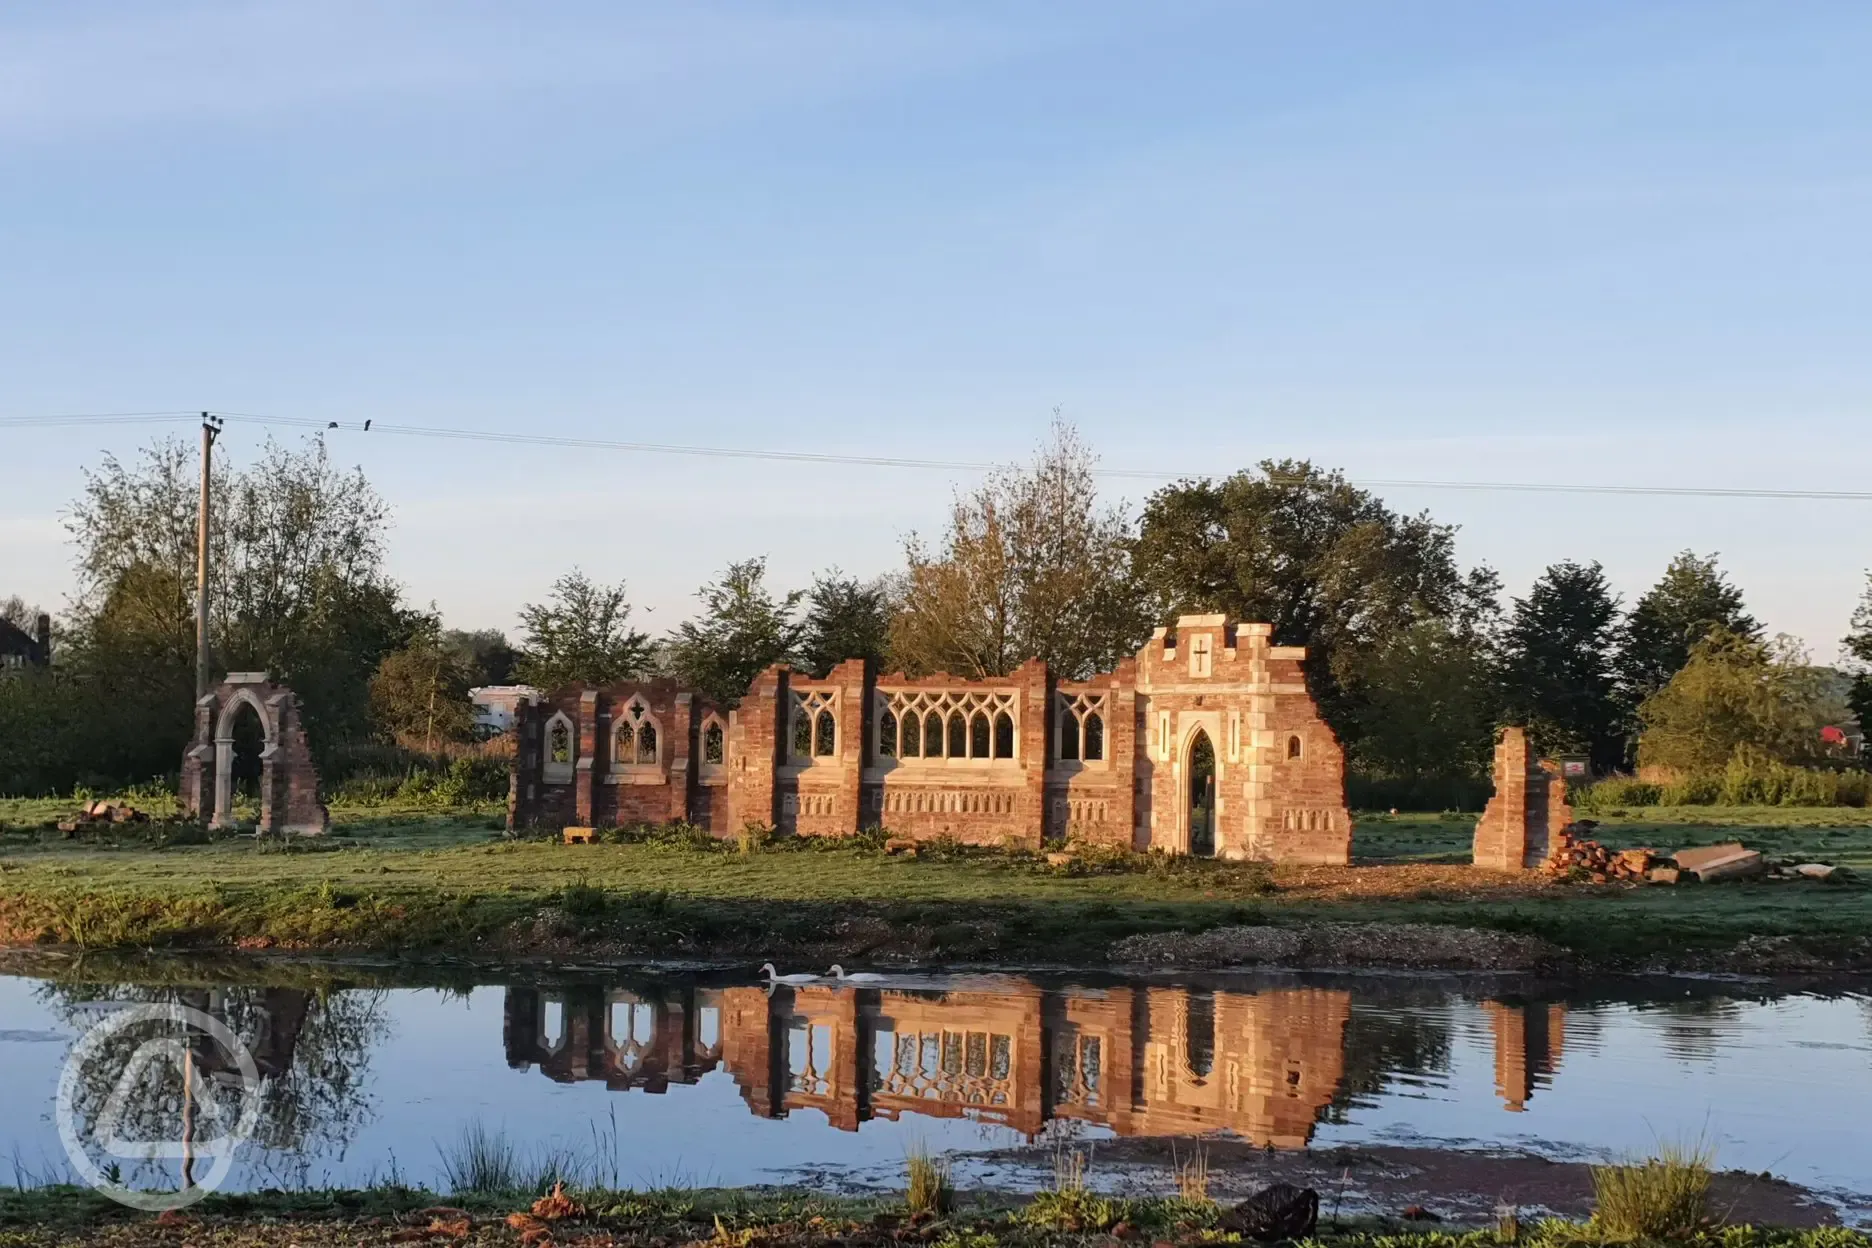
637;722;657;764
792;710;813;760
1185;991;1216;1079
1060;712;1080;761
615;722;636;764
1083;713;1104;761
903;712;922;757
878;710;898;758
994;712;1014;759
815;710;836;757
1287;734;1303;760
947;713;966;759
925;712;944;757
703;721;725;765
970;713;990;758
549;720;572;764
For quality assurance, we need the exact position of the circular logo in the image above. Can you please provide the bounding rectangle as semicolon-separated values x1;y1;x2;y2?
56;1003;264;1212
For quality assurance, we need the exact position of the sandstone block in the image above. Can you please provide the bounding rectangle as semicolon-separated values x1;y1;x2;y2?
1672;843;1763;881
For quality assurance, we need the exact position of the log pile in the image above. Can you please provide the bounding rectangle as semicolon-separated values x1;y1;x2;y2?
1541;822;1660;882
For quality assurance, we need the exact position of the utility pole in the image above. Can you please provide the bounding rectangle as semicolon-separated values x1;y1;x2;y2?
195;413;223;700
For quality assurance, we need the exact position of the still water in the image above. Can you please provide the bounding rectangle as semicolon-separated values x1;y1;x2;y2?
2;967;1869;1209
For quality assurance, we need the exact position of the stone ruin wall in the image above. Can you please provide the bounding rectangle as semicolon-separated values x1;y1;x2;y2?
180;674;329;837
1472;725;1575;871
509;614;1355;864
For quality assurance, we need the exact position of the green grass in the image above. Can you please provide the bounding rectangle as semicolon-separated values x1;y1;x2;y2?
1591;1140;1715;1241
2;798;1870;967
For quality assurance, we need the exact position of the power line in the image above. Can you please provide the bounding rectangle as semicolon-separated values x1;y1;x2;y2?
4;407;1869;502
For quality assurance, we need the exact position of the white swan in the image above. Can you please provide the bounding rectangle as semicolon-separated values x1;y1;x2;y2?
826;964;888;984
760;962;821;986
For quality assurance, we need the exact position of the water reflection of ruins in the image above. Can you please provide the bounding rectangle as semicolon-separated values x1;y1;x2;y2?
504;983;1568;1145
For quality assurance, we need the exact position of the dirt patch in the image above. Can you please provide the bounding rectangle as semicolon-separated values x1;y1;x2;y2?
1110;922;1565;971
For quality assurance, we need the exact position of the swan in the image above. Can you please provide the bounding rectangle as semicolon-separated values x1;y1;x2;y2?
827;965;888;984
760;963;821;986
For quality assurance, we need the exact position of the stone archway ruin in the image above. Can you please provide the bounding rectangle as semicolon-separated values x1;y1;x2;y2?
181;673;329;836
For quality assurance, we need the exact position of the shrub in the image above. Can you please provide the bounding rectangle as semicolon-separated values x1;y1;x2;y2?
1590;1139;1714;1240
736;822;773;857
1574;778;1662;812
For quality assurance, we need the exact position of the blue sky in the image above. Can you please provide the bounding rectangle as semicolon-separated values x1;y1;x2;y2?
3;1;1869;657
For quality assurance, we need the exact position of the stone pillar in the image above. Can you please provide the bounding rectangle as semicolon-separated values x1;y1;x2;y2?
211;737;235;829
574;689;598;827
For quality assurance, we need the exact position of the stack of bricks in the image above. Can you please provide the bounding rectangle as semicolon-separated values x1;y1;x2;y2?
1541;833;1658;883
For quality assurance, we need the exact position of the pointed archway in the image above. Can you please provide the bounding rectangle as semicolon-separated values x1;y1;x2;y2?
1187;728;1216;856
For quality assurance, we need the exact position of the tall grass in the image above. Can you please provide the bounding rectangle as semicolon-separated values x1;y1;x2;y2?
435;1122;582;1196
904;1145;953;1215
1579;763;1871;811
1590;1139;1715;1240
1170;1143;1210;1204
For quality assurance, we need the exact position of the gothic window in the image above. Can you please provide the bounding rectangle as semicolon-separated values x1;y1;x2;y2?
791;689;839;763
874;688;1018;763
792;710;813;760
1287;734;1303;760
1054;692;1109;765
613;698;661;768
878;709;898;759
815;708;836;757
703;720;725;765
549;719;571;764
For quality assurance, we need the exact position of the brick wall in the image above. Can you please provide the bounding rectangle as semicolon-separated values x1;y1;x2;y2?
1473;726;1574;870
505;615;1354;863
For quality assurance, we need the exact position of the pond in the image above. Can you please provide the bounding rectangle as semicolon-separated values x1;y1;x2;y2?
2;965;1869;1221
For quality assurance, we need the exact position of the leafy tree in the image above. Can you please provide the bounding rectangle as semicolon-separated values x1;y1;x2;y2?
1845;573;1872;731
1;595;44;631
370;614;477;749
1500;561;1624;768
54;433;412;778
442;627;519;687
1618;551;1759;702
1636;627;1840;773
800;569;895;677
663;558;806;706
515;569;653;690
1350;618;1502;791
1133;459;1493;735
891;418;1150;680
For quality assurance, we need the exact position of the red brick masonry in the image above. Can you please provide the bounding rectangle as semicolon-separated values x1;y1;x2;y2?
510;614;1353;863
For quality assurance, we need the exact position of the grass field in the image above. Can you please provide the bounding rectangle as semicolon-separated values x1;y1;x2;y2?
2;797;1870;968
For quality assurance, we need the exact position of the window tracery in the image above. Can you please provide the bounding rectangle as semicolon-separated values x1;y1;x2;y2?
872;689;1017;762
790;689;839;762
612;697;661;768
1054;692;1107;763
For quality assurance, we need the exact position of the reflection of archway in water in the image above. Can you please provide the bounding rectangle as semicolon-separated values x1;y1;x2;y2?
1187;730;1216;857
1185;990;1216;1080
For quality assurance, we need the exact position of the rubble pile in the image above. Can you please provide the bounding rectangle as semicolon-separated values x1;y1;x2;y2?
1541;822;1661;882
55;800;150;835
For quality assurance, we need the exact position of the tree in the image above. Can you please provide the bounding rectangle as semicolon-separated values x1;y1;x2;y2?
515;569;653;690
442;628;519;687
1350;618;1502;793
1;595;44;631
1500;561;1624;768
370;615;477;749
1618;551;1759;703
799;569;895;677
58;433;413;776
1133;458;1492;735
1636;627;1839;773
890;419;1150;680
1845;573;1872;731
663;558;806;706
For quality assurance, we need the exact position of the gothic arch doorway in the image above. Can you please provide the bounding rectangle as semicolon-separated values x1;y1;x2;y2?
1187;728;1216;857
